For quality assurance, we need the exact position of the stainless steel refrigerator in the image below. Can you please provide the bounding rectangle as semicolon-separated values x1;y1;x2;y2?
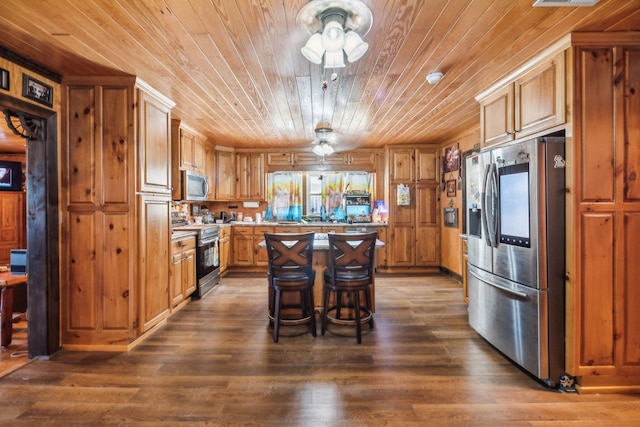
465;136;566;386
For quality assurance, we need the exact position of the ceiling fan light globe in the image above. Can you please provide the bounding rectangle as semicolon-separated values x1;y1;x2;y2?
321;21;345;52
323;50;345;68
344;31;368;62
301;33;324;64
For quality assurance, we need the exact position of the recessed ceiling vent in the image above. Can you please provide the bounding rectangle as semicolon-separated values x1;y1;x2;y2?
533;0;599;6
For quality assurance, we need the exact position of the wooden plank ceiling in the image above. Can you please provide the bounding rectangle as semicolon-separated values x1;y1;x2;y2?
0;0;639;152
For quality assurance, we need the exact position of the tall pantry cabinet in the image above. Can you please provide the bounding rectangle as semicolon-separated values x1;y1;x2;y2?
388;146;440;270
567;33;640;393
61;77;174;350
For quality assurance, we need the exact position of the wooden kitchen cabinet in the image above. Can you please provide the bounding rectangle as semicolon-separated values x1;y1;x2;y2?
390;147;437;183
170;234;196;308
171;120;206;173
170;120;207;200
214;147;235;200
219;226;231;274
62;77;175;349
479;52;565;147
205;143;216;200
232;226;253;266
0;191;26;265
388;146;440;270
236;152;265;200
567;36;640;391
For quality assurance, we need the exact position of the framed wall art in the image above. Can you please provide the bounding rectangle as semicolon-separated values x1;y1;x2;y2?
443;207;458;228
446;179;457;197
0;68;9;91
443;143;460;173
22;73;53;107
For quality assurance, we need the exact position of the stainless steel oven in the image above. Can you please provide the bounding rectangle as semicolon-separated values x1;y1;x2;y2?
172;223;220;298
195;225;220;298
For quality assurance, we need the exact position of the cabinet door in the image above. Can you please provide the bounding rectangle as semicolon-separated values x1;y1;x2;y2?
267;152;293;167
480;84;514;147
389;183;415;266
415;149;437;182
193;137;206;173
170;252;184;307
138;195;171;332
347;151;375;167
179;128;196;170
375;227;387;268
415;184;439;266
236;153;250;199
220;236;230;273
215;149;235;200
137;90;172;194
182;247;196;297
205;144;215;200
253;226;274;266
293;152;320;166
390;149;415;183
514;52;565;138
249;153;264;200
233;235;253;266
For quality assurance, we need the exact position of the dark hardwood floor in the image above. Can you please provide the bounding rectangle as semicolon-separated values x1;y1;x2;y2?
0;274;638;426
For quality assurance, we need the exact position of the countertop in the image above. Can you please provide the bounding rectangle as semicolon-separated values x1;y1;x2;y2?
227;221;386;227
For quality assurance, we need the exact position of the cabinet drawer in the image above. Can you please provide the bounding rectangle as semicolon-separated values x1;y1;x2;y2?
234;226;253;236
171;236;196;254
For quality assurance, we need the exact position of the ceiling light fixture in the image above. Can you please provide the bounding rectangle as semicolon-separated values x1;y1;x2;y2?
426;71;444;85
298;0;373;69
311;123;337;156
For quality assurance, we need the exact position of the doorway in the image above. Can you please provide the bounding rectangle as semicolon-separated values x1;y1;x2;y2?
0;93;60;360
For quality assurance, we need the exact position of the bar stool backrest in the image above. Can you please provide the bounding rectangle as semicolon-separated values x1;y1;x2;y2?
326;232;377;288
264;232;315;281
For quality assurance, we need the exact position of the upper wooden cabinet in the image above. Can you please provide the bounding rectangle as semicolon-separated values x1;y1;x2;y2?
478;52;565;147
171;120;206;173
171;120;208;200
236;152;264;200
137;85;173;194
214;147;235;200
390;147;438;184
265;150;378;172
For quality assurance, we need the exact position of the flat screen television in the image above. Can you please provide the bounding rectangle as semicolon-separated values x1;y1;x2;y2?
0;160;23;191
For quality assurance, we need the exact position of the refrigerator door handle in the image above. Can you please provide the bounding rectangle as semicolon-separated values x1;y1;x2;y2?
469;270;529;300
483;163;498;248
489;163;499;247
481;164;492;247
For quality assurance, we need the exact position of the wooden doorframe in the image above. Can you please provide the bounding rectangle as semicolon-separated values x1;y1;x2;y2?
0;93;60;358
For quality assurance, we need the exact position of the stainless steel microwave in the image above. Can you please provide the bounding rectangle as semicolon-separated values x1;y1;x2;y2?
181;170;208;201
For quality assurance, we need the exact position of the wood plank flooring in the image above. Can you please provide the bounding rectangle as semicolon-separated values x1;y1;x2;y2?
0;274;638;426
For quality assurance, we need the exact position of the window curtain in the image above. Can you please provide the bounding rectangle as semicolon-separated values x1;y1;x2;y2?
266;172;302;220
322;172;345;221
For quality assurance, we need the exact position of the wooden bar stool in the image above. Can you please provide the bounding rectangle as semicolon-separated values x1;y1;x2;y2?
322;232;377;344
264;232;316;343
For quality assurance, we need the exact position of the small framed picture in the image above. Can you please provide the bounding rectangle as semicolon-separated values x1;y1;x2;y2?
443;143;460;173
446;179;457;197
0;68;9;91
22;73;53;107
444;208;458;228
